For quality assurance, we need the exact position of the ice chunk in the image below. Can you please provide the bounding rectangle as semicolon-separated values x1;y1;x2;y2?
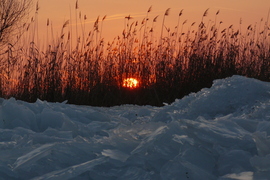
131;125;168;154
250;154;270;171
217;150;253;176
160;158;189;180
0;164;19;179
219;171;253;180
179;146;216;174
252;132;270;156
31;133;72;144
172;134;194;145
43;128;73;139
1;97;37;130
233;118;258;133
102;149;129;162
13;143;55;170
38;108;66;131
38;108;76;132
167;75;270;120
256;121;270;135
182;117;253;148
85;111;111;122
0;141;16;150
117;166;156;180
160;159;217;180
31;157;107;180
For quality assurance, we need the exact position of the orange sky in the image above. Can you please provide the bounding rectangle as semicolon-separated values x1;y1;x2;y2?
34;0;269;43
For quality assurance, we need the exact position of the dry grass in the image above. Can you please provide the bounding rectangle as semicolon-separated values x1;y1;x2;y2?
0;4;269;106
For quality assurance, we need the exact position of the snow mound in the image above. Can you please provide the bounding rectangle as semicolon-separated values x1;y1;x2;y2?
0;75;270;179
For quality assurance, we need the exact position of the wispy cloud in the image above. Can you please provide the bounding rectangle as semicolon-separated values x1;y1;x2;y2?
214;7;243;13
78;10;165;25
85;13;145;24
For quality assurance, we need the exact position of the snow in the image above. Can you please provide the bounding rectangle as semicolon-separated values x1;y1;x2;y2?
0;75;270;180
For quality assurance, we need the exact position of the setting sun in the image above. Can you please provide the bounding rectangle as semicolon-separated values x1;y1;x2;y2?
123;78;139;89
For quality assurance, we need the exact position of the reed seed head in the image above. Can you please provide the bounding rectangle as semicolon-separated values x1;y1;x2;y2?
203;8;209;17
165;8;171;16
153;15;159;22
148;6;152;13
179;9;184;16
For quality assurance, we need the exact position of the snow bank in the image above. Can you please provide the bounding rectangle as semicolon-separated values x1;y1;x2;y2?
0;75;269;179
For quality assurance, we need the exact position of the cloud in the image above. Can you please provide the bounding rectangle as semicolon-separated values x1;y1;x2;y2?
77;9;165;25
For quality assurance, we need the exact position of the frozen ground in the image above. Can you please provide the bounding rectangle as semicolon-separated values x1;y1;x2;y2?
0;75;270;180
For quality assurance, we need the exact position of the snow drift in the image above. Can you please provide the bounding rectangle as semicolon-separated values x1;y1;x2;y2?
0;75;270;180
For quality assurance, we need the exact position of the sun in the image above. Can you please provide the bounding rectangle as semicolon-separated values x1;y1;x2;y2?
123;78;139;89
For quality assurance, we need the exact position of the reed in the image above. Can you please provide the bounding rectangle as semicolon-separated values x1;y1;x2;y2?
0;4;269;106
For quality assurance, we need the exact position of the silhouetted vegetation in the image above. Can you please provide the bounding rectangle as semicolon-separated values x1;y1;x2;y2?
0;4;269;106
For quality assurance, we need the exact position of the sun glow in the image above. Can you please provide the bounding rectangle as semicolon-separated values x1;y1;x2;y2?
123;78;139;89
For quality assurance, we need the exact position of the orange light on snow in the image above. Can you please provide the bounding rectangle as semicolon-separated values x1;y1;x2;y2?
123;78;139;89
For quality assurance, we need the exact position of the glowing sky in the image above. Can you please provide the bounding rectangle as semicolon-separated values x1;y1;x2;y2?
34;0;269;42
